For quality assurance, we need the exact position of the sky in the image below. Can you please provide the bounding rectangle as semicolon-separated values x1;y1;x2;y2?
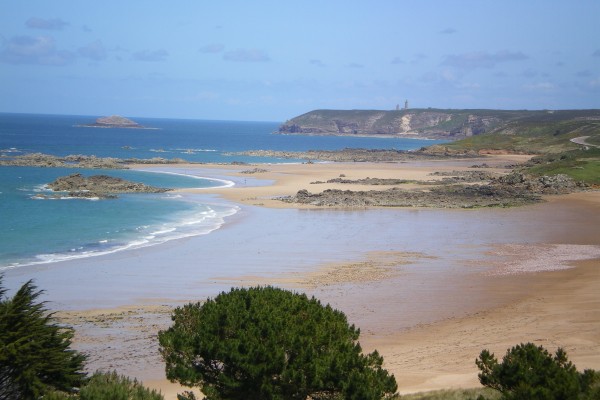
1;1;599;121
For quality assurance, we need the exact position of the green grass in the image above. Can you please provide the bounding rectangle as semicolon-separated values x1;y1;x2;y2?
446;120;600;154
400;387;500;400
525;148;600;185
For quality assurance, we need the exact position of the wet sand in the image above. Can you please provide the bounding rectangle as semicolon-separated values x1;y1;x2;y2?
4;156;599;397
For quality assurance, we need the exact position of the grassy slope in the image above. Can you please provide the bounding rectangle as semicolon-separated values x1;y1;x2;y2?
444;115;600;185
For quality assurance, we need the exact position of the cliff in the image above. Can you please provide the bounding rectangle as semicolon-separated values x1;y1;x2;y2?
278;109;599;140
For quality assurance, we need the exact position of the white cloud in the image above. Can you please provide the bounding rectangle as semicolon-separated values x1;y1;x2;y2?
0;35;74;65
523;82;555;91
199;44;224;54
439;27;457;34
78;40;107;61
346;62;364;68
133;49;169;62
443;50;528;70
26;17;69;30
223;48;270;62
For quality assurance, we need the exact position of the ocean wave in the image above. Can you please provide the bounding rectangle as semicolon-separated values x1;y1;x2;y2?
135;168;235;189
174;148;217;153
0;203;239;271
30;194;101;201
0;147;22;154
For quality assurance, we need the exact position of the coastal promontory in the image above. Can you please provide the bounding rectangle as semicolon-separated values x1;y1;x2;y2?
278;108;600;140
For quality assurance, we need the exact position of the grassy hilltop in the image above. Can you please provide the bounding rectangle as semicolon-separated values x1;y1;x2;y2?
279;108;600;142
280;108;600;185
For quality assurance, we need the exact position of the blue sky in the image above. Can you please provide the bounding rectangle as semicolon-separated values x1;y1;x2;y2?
1;1;599;121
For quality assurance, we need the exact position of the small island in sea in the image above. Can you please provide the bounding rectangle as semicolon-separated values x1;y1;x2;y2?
76;115;159;129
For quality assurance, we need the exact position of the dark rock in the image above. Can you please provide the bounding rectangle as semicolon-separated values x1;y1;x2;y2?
46;173;171;199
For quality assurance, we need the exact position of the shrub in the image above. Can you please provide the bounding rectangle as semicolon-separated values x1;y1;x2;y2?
476;342;599;399
159;286;398;400
44;371;164;400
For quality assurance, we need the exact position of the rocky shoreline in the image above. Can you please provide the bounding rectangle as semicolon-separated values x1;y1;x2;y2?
0;148;469;169
0;153;188;169
36;173;171;199
225;148;475;162
1;150;590;208
279;172;585;208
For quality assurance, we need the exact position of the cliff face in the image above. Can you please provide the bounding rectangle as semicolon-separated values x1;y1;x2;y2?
278;109;511;139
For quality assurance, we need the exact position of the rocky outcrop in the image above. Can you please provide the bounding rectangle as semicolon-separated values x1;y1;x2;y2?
279;173;585;208
226;148;477;162
0;153;189;168
278;109;504;139
40;173;171;199
77;115;158;129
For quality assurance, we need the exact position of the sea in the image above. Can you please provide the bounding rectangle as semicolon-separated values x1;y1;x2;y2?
0;113;445;271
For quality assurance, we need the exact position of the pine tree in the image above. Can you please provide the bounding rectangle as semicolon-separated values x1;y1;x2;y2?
476;342;599;399
0;277;86;399
159;286;398;400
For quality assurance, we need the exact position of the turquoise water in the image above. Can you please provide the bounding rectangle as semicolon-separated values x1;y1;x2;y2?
0;113;445;270
0;166;235;269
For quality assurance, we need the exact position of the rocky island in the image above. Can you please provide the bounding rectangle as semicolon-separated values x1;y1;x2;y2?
77;115;158;129
35;173;171;199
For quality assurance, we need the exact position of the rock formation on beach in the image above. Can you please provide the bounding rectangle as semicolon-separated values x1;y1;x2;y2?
280;172;584;208
38;173;171;199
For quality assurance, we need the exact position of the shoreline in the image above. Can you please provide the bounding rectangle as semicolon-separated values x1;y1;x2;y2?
4;155;599;398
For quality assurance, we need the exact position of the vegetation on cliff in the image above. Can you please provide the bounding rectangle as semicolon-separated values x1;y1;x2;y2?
279;109;600;141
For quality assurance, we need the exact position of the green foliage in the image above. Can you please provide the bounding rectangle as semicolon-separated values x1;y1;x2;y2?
446;118;600;155
525;148;600;185
475;343;599;399
78;371;164;400
0;276;86;400
399;388;500;400
159;286;398;400
44;371;165;400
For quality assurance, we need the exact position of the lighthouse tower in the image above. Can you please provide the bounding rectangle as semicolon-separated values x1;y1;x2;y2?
404;99;409;109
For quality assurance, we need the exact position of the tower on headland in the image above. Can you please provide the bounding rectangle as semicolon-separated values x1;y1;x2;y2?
404;99;409;109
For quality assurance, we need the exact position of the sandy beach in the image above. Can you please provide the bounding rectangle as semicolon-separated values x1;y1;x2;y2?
5;155;600;398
